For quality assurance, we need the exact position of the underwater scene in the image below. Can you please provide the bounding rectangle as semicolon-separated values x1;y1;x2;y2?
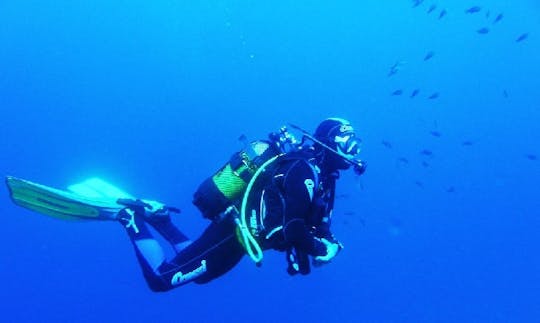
0;0;539;322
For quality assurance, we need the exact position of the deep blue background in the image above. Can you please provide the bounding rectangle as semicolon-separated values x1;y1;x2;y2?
1;1;539;322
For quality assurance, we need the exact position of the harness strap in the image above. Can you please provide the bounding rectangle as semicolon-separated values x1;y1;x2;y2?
236;154;286;265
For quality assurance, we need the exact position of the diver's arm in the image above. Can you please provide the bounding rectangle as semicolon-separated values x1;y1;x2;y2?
280;161;342;264
279;160;328;257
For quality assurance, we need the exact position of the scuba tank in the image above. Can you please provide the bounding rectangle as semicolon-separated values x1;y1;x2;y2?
193;126;298;221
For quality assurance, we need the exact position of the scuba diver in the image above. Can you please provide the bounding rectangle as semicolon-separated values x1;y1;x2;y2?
6;117;366;292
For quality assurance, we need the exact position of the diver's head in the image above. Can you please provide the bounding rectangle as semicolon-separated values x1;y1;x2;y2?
313;117;361;171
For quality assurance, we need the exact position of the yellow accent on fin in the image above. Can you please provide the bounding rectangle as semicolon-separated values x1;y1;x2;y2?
6;176;125;221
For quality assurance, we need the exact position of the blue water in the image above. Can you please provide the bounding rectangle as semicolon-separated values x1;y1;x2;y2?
1;1;539;322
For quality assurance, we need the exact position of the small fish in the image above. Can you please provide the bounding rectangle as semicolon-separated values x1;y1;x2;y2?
423;51;435;61
526;154;538;161
420;149;433;156
516;33;529;42
430;130;442;137
427;4;437;14
391;89;403;96
358;218;366;227
422;161;430;168
387;61;404;77
398;157;409;164
477;27;490;34
428;92;440;99
461;140;474;146
446;186;456;193
412;0;424;8
344;211;356;216
503;90;509;98
493;13;503;24
438;9;447;19
485;10;491;19
414;181;424;188
410;89;420;98
465;6;482;14
382;140;393;148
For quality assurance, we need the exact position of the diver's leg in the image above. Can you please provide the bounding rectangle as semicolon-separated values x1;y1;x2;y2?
144;216;192;253
118;209;167;287
134;216;246;292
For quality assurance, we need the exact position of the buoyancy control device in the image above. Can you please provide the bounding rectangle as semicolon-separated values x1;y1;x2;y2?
192;126;299;221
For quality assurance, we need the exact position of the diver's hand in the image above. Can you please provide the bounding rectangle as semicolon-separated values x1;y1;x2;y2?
312;237;343;266
353;159;367;176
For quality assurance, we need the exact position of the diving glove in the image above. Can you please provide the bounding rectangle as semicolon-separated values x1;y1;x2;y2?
313;237;343;266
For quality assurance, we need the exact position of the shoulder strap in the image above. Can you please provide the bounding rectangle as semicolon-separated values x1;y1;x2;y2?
271;155;320;199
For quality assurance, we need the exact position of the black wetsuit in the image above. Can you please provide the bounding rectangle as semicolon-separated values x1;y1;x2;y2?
123;152;338;292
